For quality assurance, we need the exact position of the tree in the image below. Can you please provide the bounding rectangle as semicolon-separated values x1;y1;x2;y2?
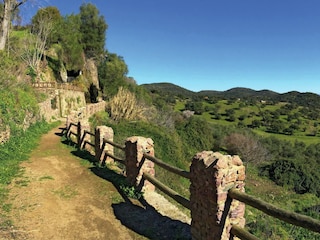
31;6;61;46
0;0;27;50
79;3;107;58
21;6;54;76
184;101;204;115
58;14;84;71
98;52;128;98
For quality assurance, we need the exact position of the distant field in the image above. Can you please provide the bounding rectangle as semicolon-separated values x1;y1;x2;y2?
252;129;320;145
175;99;320;145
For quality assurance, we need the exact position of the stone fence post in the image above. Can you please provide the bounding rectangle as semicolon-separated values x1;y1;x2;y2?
125;136;155;192
79;120;91;150
95;126;114;165
190;151;246;240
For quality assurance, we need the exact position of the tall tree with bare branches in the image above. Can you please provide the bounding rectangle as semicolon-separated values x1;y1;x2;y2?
0;0;27;50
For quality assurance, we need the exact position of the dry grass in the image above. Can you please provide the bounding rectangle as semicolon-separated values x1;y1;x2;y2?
108;87;147;122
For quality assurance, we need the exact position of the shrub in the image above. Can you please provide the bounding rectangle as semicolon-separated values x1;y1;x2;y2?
107;87;147;122
223;132;268;164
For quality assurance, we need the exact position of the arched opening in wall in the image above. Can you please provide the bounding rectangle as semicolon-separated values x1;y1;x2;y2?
67;70;82;82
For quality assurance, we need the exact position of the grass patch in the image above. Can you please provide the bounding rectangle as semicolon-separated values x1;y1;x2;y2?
0;121;60;228
244;164;320;239
14;178;30;187
39;175;54;181
52;185;79;200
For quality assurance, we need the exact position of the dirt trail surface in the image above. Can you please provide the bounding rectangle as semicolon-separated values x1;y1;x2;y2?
2;125;191;240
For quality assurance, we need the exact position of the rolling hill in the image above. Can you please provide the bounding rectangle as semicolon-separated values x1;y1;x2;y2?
141;82;320;108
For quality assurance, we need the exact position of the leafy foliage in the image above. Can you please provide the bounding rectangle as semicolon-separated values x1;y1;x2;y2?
58;14;84;70
0;51;15;87
0;85;38;131
98;53;129;98
79;3;107;58
175;116;215;158
31;6;62;46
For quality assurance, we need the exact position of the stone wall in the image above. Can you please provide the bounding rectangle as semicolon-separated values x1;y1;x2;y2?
85;101;106;118
36;88;86;120
125;136;155;192
190;151;246;240
95;126;114;164
38;97;60;122
59;89;86;117
38;89;106;121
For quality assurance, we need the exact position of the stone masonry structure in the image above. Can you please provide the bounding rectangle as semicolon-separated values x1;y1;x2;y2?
190;151;246;240
95;126;114;165
125;136;155;192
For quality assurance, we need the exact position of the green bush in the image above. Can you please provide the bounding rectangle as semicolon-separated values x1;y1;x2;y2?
0;86;38;131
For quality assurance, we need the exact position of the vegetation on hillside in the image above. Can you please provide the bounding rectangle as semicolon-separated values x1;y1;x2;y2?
1;2;319;239
96;81;320;239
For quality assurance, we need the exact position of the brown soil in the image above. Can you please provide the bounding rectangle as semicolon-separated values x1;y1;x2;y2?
1;125;191;240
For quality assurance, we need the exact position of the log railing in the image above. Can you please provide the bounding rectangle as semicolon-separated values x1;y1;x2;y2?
64;121;320;240
102;138;125;164
32;81;83;92
142;153;191;209
143;153;190;179
229;188;320;239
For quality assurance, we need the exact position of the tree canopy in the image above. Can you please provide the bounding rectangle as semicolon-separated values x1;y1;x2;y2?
79;3;107;58
31;6;62;46
98;52;129;98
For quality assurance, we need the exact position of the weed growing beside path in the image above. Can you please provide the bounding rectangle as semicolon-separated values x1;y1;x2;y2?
0;121;60;229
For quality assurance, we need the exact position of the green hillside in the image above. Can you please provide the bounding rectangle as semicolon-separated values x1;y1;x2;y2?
137;82;320;239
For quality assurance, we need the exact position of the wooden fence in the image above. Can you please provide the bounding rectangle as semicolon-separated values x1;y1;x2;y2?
32;81;83;92
65;121;320;240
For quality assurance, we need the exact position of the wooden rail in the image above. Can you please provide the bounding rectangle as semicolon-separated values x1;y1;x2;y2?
230;225;259;240
84;141;95;148
229;188;320;234
84;130;95;137
69;123;78;127
143;153;190;179
103;138;125;151
143;172;191;209
104;152;125;164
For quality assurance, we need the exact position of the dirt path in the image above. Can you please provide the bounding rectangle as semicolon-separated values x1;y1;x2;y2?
2;125;191;240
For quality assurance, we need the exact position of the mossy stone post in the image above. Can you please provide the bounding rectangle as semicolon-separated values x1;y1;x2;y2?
125;137;155;192
95;126;114;164
190;151;246;240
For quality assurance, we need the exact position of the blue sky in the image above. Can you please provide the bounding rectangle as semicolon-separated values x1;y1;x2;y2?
21;0;320;93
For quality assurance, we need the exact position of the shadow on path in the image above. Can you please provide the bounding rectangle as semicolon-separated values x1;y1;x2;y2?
91;166;191;240
60;132;191;239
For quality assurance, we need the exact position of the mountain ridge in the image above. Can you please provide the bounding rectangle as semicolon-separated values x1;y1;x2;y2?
141;82;320;108
141;82;318;96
